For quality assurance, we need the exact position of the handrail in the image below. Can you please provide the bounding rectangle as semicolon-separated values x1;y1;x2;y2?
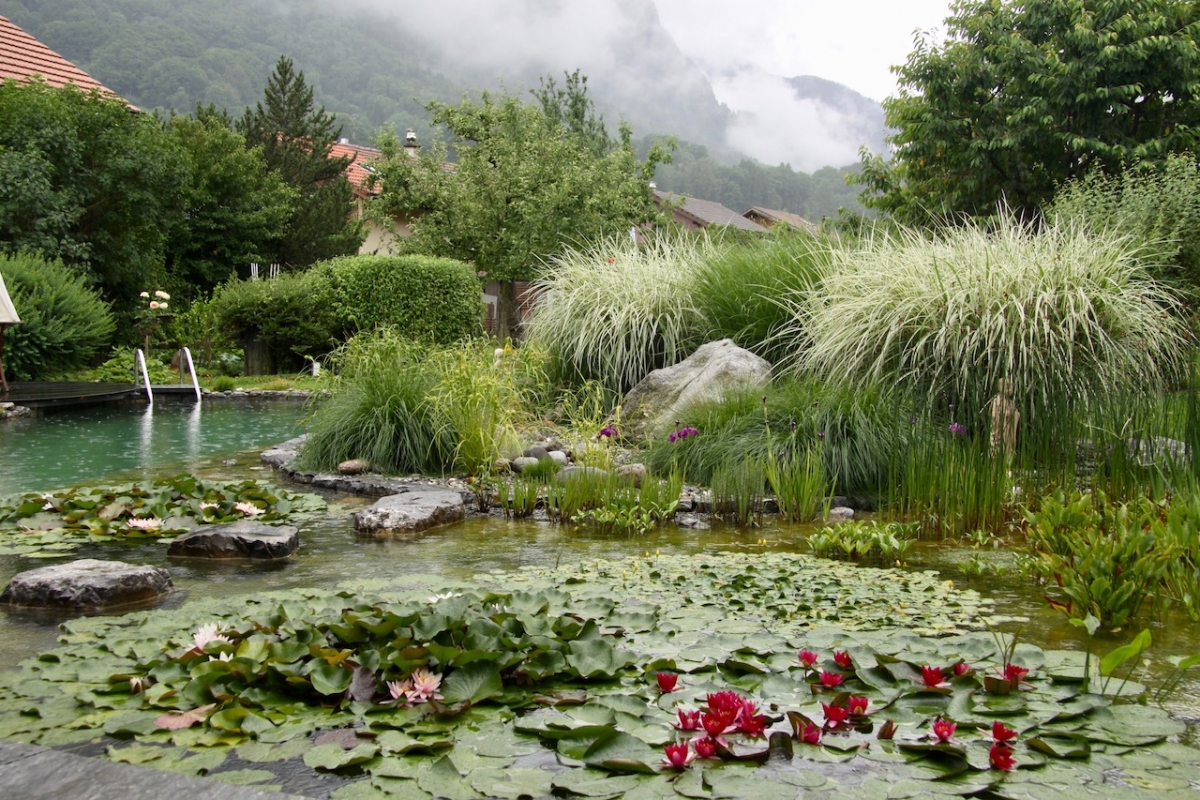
181;347;201;402
134;348;154;404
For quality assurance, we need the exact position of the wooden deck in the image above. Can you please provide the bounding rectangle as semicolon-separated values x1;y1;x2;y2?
2;382;139;408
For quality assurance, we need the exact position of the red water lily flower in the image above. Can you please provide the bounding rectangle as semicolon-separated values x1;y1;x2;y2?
847;695;869;715
736;710;768;737
662;741;694;769
693;736;718;759
992;720;1018;743
819;670;844;688
833;650;853;669
800;721;822;745
656;672;679;692
798;649;819;669
821;701;849;726
932;718;957;742
989;742;1016;771
702;709;735;737
1002;663;1029;684
953;661;972;677
676;709;701;731
707;690;744;715
920;665;946;688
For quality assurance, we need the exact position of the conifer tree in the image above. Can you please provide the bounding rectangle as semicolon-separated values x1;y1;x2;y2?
238;56;362;267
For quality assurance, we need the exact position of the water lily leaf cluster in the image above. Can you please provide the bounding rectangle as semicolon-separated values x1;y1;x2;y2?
0;475;325;556
0;553;1194;798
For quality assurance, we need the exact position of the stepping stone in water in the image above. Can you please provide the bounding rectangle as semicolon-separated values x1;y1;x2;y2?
0;559;172;609
167;520;299;560
354;486;465;537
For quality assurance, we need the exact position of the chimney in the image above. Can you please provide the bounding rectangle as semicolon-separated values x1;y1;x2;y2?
404;129;419;149
339;137;350;145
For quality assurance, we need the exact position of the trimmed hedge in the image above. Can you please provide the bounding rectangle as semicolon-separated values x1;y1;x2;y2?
211;255;482;372
0;252;115;380
324;254;483;342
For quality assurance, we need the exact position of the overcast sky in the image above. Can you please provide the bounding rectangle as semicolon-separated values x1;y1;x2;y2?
654;0;954;102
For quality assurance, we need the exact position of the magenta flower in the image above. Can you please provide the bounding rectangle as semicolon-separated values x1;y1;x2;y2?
598;425;618;439
676;709;701;731
800;721;822;745
662;741;694;769
948;422;967;436
953;661;972;677
989;742;1016;771
821;701;849;726
1002;663;1029;684
656;672;678;693
833;650;853;669
693;736;718;759
932;718;957;742
669;425;700;443
847;695;869;715
706;691;743;715
920;665;946;688
992;720;1018;744
819;670;844;689
798;649;819;669
702;709;735;738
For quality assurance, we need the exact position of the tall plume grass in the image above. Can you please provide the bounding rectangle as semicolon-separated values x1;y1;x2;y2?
525;233;711;392
789;215;1189;423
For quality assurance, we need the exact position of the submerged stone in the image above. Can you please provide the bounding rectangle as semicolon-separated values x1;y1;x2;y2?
354;486;465;537
167;520;299;560
0;559;172;609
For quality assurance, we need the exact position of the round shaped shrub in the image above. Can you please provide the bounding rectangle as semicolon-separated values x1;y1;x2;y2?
0;252;115;380
210;270;339;372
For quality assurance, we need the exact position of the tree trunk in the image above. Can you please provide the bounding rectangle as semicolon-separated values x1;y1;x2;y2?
496;280;520;343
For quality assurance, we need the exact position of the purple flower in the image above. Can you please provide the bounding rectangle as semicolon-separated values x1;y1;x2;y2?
598;425;618;439
670;425;699;443
948;422;967;436
817;431;825;440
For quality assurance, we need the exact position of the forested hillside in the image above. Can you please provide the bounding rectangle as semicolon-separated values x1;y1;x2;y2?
1;0;866;217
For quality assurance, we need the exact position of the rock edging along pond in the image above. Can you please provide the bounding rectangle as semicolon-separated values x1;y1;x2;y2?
0;552;1193;799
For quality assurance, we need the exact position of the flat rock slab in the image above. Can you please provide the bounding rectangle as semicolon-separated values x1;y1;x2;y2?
167;520;299;560
354;486;465;537
0;559;172;609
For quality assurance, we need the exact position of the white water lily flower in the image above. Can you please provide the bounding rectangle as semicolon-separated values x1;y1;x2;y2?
126;517;162;530
198;502;219;511
426;592;462;604
234;502;262;516
191;622;232;652
129;676;149;693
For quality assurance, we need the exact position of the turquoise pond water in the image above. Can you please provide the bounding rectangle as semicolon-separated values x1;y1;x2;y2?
0;399;307;496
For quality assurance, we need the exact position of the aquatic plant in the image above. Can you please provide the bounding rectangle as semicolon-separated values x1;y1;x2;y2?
805;520;918;564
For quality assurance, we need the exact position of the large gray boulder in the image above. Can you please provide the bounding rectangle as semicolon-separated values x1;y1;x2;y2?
622;340;771;437
354;486;465;537
167;520;299;560
0;559;172;609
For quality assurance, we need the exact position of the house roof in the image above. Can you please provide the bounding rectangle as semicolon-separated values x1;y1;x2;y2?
654;190;766;232
0;15;118;97
743;206;819;234
330;141;384;198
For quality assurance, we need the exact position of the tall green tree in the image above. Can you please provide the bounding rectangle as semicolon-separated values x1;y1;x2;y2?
163;108;296;295
856;0;1200;223
0;80;180;304
370;76;670;341
237;56;363;268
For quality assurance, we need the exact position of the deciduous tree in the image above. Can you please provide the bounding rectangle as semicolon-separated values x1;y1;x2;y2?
856;0;1200;223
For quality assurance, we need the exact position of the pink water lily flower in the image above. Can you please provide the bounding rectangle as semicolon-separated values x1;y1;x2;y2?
920;665;947;688
191;623;232;652
387;679;412;704
953;661;972;676
693;736;718;759
408;668;443;702
833;650;853;669
798;649;819;669
1002;663;1029;684
656;672;678;692
819;670;844;688
800;721;822;745
847;695;869;715
702;709;735;738
676;709;701;731
992;720;1018;744
662;741;694;769
821;701;849;726
989;742;1016;771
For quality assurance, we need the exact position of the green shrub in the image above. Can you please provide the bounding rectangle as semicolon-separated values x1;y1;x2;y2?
526;233;710;392
210;270;340;372
692;230;828;364
69;347;174;385
1049;155;1200;300
324;254;482;343
806;520;918;564
0;252;115;380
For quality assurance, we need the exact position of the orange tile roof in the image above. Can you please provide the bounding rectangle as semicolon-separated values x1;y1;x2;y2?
0;15;118;96
330;141;384;197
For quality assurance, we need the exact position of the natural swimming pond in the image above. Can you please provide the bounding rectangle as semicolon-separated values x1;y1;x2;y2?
0;399;307;495
1;404;1199;797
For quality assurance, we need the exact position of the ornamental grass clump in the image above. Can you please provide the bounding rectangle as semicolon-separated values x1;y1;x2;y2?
525;233;711;392
790;216;1189;426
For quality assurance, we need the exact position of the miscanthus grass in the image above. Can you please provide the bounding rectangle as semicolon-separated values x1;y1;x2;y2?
525;233;711;392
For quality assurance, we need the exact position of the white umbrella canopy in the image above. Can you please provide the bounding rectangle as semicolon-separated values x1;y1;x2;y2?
0;272;19;325
0;271;20;394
